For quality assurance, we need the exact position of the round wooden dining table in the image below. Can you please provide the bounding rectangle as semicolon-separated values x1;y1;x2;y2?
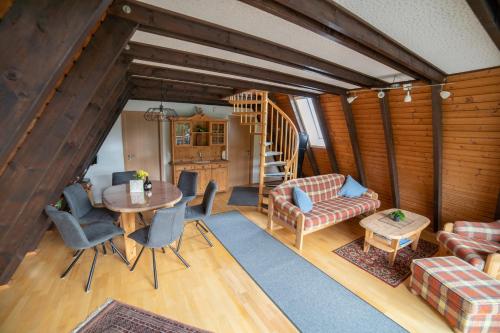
102;180;182;262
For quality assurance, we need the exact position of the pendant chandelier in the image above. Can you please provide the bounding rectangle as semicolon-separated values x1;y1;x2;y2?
144;81;178;121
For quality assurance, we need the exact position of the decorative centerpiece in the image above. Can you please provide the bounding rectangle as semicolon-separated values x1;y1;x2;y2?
136;169;152;191
388;209;405;222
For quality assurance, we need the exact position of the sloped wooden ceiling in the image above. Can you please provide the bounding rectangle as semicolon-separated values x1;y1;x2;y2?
0;0;498;285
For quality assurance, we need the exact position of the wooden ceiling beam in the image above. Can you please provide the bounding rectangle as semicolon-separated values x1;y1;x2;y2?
130;77;235;97
128;63;318;97
130;87;230;106
0;0;113;172
131;85;231;102
240;0;446;82
0;17;137;284
125;42;346;95
109;0;384;87
466;0;500;50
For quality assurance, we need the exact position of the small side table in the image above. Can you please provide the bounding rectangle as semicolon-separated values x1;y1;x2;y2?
359;209;430;266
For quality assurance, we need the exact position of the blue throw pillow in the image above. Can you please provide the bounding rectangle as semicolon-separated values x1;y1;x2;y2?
338;175;367;198
292;186;313;213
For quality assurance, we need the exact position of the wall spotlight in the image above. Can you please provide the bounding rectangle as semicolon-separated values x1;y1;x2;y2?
440;84;451;99
404;89;412;103
377;90;385;99
347;95;358;104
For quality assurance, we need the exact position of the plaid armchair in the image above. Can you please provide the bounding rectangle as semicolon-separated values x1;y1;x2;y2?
437;221;500;277
268;174;380;250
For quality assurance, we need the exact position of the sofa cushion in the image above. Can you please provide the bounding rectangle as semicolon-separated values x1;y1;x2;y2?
292;187;313;213
453;221;500;242
303;196;380;230
338;175;367;198
437;231;500;270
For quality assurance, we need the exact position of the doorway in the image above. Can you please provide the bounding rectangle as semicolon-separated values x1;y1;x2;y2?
228;115;251;186
121;111;162;181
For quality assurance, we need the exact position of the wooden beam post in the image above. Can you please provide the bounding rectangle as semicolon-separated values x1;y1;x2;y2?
125;42;346;94
340;94;366;185
128;63;318;97
0;17;136;284
110;0;384;87
431;84;443;232
0;0;112;171
495;190;500;220
311;96;339;173
379;92;400;208
288;96;320;175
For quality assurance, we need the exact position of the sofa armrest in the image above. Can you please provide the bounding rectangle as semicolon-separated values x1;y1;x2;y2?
362;188;378;201
272;195;303;226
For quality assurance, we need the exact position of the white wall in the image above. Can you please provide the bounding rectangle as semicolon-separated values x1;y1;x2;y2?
85;100;234;202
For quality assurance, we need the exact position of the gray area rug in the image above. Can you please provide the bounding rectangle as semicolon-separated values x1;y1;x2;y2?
227;186;259;206
204;211;408;333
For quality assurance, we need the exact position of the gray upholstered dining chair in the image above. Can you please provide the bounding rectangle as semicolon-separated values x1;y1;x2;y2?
45;205;129;292
112;171;137;186
128;202;189;289
178;181;217;250
63;183;119;225
111;170;147;226
176;171;198;205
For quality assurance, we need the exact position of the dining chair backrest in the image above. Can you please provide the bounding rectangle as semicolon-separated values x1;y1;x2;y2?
45;205;89;249
178;171;198;198
147;201;187;248
112;171;137;186
201;181;217;216
63;183;92;219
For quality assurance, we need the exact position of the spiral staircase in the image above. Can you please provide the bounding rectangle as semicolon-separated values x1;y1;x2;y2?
227;90;299;210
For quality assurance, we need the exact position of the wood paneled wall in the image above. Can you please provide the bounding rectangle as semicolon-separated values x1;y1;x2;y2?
317;67;500;224
442;68;500;222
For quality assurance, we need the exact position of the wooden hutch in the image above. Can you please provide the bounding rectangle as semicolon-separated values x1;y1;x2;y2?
171;114;228;194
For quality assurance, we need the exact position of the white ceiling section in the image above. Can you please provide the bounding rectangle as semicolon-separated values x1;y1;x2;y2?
132;31;359;89
138;0;413;83
333;0;500;74
132;59;324;94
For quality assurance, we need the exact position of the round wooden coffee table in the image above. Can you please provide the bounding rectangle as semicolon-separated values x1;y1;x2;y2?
359;209;430;266
103;181;182;262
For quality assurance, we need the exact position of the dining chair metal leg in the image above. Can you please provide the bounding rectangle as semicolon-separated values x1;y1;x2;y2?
196;220;209;233
61;250;85;278
151;248;158;289
161;247;166;254
73;250;79;257
102;243;107;255
130;246;145;272
109;240;130;266
195;222;213;247
85;247;98;293
137;212;147;226
176;231;184;252
168;245;190;268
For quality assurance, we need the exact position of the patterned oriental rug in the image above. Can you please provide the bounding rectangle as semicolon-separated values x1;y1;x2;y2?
334;237;439;287
73;300;211;333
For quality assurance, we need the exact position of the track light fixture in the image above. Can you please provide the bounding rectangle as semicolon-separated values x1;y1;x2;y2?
403;84;412;103
347;94;358;104
440;84;451;99
377;90;385;99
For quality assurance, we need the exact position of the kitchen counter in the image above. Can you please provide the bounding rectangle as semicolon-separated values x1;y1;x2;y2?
171;159;229;166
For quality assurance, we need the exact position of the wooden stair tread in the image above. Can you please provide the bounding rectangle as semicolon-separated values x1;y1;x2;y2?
265;151;282;157
264;172;291;177
264;161;286;167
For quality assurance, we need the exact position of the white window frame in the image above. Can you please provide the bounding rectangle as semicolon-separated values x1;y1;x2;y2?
293;97;325;148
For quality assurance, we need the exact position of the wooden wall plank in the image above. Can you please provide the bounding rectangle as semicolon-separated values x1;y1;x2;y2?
0;0;112;171
0;17;136;284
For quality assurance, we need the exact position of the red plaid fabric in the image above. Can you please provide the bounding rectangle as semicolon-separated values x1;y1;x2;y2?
302;196;379;229
437;231;500;270
454;221;500;242
410;256;500;333
270;174;380;230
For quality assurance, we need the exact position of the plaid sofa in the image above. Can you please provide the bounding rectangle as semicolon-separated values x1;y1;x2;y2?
269;174;380;250
410;256;500;333
437;221;500;274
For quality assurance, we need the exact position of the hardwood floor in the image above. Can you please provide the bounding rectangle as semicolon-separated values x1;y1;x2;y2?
0;191;452;332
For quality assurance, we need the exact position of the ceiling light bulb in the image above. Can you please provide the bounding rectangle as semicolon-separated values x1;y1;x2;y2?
404;90;412;103
347;95;358;104
377;91;385;99
440;90;451;99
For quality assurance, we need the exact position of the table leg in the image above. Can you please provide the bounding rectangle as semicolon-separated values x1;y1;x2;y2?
389;239;400;266
411;231;421;251
363;230;373;253
121;212;137;262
